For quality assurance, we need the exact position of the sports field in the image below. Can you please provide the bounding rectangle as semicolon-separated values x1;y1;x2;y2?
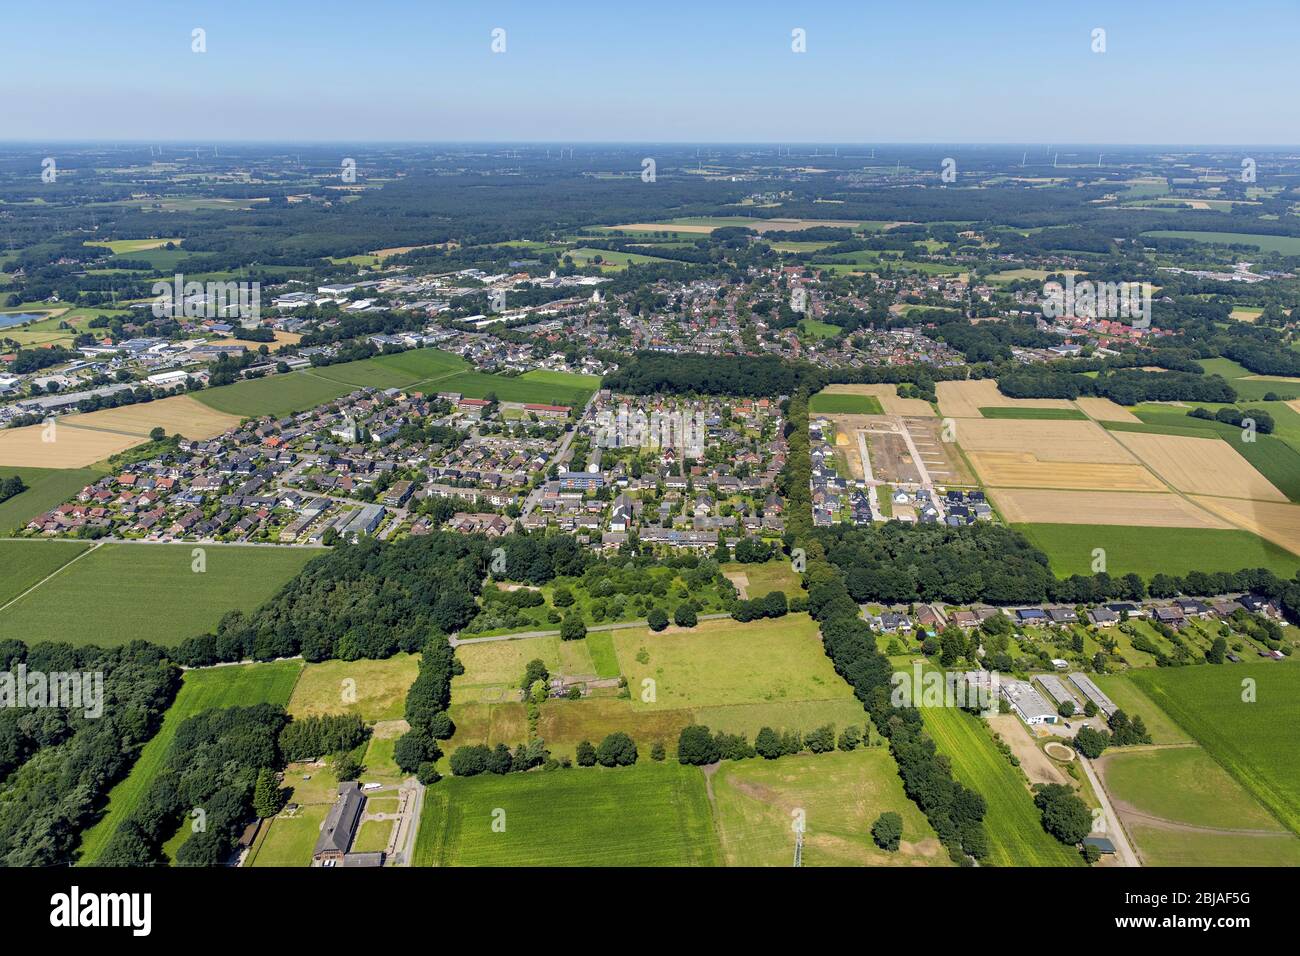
711;748;947;866
1128;664;1300;835
0;542;317;645
920;702;1081;866
77;659;304;864
413;762;719;866
1013;523;1300;578
809;391;885;415
0;465;103;532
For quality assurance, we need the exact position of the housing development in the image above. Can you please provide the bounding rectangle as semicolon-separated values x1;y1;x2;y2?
0;1;1295;936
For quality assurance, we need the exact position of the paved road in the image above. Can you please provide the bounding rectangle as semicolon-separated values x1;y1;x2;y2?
1079;754;1141;867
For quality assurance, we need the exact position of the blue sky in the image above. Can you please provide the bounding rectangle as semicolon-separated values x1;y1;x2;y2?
7;0;1297;143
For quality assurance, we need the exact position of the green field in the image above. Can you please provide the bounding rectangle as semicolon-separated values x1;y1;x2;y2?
287;653;420;722
1143;231;1300;256
584;631;621;678
1014;523;1300;578
1092;674;1192;746
808;392;884;415
0;539;90;607
1102;746;1284;831
920;702;1082;866
195;369;354;418
721;559;805;598
978;406;1087;421
0;542;317;645
0;466;105;533
1128;664;1300;835
414;761;719;866
798;319;842;340
426;368;597;408
711;747;946;866
247;806;327;867
77;659;304;864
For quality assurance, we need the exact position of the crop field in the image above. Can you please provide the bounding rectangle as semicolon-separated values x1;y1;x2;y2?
711;748;947;866
0;465;104;532
194;369;354;418
819;382;935;416
1075;396;1141;423
809;391;885;415
1091;675;1191;745
992;489;1231;528
85;237;181;254
1128;664;1300;835
426;368;598;407
414;762;719;866
287;653;420;722
0;420;144;468
62;395;242;440
1112;431;1288;501
307;347;467;390
77;659;304;864
920;702;1081;866
937;379;1076;418
969;453;1164;491
1190;497;1300;557
1142;230;1300;255
977;406;1087;420
613;614;855;711
0;539;90;607
954;417;1135;462
0;542;317;646
1012;523;1300;578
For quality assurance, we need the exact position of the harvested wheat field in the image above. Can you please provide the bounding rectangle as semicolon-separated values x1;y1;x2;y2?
953;418;1135;463
937;379;1076;419
1114;432;1287;502
1190;498;1300;556
990;489;1232;528
0;422;142;468
967;452;1164;491
1075;397;1141;424
821;383;935;416
62;395;242;440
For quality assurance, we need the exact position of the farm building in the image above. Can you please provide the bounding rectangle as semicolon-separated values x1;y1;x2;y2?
313;782;385;868
1035;674;1078;710
1001;679;1058;725
1068;672;1117;719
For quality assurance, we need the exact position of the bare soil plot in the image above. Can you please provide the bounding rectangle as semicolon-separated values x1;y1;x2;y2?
1190;497;1300;556
968;452;1166;492
937;379;1075;419
821;383;935;417
0;422;142;468
954;418;1137;464
989;489;1233;528
863;429;921;484
903;417;976;485
1114;431;1287;502
1075;396;1141;424
62;395;241;440
987;715;1067;786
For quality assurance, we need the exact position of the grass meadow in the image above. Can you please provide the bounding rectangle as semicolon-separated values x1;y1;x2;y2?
809;391;885;415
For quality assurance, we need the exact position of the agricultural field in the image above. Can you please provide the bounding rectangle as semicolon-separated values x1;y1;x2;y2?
62;395;242;441
0;539;90;607
937;379;1076;419
809;391;885;415
563;247;674;270
1112;431;1288;502
0;465;104;532
1128;663;1300;835
992;489;1231;529
920;702;1082;866
710;748;947;866
77;659;305;864
1142;230;1300;255
1190;497;1300;558
194;369;354;418
818;382;935;416
976;406;1086;421
287;653;420;722
453;635;597;701
414;762;719;866
0;542;317;646
426;367;598;407
0;420;144;468
1013;523;1300;578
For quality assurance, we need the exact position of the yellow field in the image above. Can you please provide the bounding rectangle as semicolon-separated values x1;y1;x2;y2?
612;218;872;235
1190;497;1300;555
62;395;241;440
821;383;935;416
1075;396;1141;423
0;422;142;467
271;331;302;351
953;418;1135;463
1113;432;1287;502
937;379;1076;419
966;452;1164;491
990;489;1232;528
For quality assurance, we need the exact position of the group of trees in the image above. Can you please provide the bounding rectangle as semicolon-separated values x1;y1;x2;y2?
392;634;459;785
447;740;550;776
0;475;26;505
0;641;181;867
805;559;991;864
575;732;639;767
278;714;370;762
730;589;790;622
1073;710;1152;759
100;703;289;866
